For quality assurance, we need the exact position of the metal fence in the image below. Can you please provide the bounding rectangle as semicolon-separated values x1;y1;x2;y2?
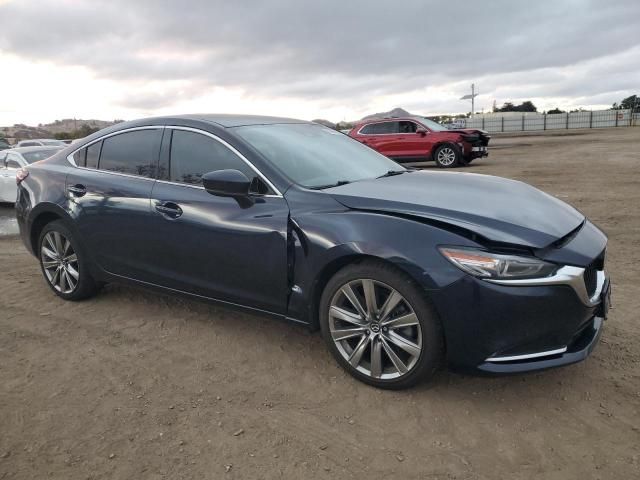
462;109;633;133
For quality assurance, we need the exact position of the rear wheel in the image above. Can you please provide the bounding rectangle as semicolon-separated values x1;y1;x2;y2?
319;261;443;389
434;144;462;168
39;220;100;301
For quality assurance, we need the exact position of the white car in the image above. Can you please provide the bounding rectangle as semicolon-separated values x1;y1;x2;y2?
15;138;67;147
0;146;64;203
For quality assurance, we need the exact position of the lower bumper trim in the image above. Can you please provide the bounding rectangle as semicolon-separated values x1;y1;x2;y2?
486;346;567;363
477;317;603;374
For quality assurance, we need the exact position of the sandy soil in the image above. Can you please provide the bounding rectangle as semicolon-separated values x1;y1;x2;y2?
1;127;639;479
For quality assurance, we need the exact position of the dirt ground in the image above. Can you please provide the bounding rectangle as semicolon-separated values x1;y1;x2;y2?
1;127;639;479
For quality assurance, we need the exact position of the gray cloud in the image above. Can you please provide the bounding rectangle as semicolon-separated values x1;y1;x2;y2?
1;0;638;114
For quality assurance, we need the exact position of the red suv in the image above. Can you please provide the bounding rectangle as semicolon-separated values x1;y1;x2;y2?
349;117;490;168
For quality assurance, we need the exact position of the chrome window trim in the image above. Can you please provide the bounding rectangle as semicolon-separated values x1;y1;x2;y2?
65;126;163;181
356;119;428;136
486;265;606;307
485;347;568;363
165;125;282;197
154;178;281;198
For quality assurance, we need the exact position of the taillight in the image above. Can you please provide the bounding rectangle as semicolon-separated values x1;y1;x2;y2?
16;168;29;185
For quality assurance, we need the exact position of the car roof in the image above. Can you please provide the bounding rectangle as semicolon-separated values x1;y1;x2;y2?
115;114;311;129
9;145;65;154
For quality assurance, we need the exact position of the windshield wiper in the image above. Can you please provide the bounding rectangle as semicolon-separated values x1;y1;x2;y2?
308;180;352;190
377;170;407;179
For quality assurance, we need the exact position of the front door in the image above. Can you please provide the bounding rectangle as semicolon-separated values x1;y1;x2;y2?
147;127;290;314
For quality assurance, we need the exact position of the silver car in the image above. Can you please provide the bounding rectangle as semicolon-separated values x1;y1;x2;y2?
0;146;64;203
15;139;67;147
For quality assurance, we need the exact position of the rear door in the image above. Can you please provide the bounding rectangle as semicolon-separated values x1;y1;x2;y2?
65;127;163;281
147;127;290;314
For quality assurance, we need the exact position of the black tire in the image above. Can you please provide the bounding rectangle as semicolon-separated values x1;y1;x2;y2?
433;143;462;168
38;220;100;301
319;260;444;389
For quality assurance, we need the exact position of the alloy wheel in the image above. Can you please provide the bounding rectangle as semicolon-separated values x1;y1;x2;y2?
41;231;79;294
437;147;456;166
328;279;422;380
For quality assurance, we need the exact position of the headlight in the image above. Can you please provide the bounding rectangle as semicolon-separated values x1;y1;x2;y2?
439;247;558;279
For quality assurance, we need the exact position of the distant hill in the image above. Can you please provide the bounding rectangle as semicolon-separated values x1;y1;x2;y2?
311;118;336;128
360;107;414;121
1;118;122;143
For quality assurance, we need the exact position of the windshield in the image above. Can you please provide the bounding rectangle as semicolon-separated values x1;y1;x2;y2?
22;148;62;163
234;123;404;188
418;118;449;132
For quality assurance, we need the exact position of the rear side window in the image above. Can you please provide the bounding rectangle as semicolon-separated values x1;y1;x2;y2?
86;141;101;169
360;122;398;135
169;130;255;185
73;149;86;167
98;129;161;177
19;141;40;147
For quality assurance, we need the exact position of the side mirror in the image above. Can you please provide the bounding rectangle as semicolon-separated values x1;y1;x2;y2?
202;169;251;197
416;127;428;136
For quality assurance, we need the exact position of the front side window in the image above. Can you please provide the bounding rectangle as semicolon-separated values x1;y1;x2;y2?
417;118;448;132
234;123;404;189
169;130;256;186
360;121;398;135
398;121;419;133
98;130;161;176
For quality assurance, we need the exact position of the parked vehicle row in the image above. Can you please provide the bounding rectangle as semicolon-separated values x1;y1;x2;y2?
15;115;609;388
349;116;490;168
0;146;64;203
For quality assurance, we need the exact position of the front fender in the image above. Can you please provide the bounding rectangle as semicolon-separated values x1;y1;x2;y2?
286;208;479;324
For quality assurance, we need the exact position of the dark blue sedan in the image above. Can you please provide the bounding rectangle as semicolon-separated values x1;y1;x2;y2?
15;115;610;389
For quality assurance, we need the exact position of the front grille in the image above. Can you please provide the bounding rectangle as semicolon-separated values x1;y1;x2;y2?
583;250;605;298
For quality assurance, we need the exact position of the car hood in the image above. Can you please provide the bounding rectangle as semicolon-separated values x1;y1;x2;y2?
327;171;584;248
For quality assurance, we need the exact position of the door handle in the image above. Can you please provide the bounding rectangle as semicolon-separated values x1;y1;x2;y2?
67;184;87;197
155;201;183;219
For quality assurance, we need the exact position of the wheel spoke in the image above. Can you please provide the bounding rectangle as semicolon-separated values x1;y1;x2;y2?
348;334;369;368
59;268;67;292
51;268;61;290
66;264;80;280
64;269;76;291
331;327;366;342
42;246;57;260
381;337;408;374
381;312;419;330
341;284;368;319
53;232;64;255
378;290;403;323
370;337;383;378
329;305;365;326
383;331;421;357
64;253;78;263
362;279;377;317
42;260;59;269
45;234;58;256
62;238;71;256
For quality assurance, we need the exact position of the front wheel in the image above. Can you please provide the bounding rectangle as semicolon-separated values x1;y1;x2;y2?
319;261;443;389
433;144;462;168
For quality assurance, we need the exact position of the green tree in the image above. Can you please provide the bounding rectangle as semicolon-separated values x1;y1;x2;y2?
547;108;565;114
495;101;538;113
612;95;638;111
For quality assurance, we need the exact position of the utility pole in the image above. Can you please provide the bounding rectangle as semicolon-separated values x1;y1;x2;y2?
460;84;479;116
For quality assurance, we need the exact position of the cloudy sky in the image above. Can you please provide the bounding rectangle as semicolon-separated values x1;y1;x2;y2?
0;0;638;125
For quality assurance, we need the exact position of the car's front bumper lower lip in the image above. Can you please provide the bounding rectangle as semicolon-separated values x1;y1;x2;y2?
477;316;603;374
